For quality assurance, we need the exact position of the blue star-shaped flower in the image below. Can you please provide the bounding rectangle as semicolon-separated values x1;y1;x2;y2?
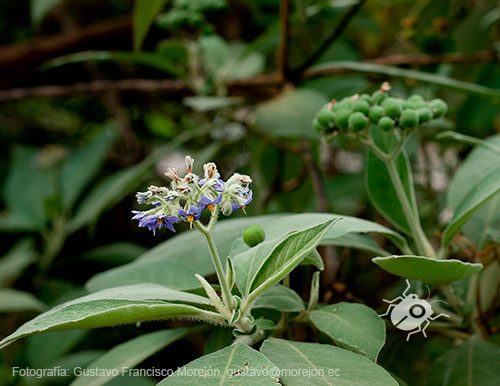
200;195;222;211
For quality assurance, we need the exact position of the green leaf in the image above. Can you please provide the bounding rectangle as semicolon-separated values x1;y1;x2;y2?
31;0;62;24
249;219;338;295
310;61;500;98
443;167;500;247
133;0;168;51
255;88;327;138
203;327;233;355
0;289;47;313
62;127;115;210
326;233;389;256
70;328;195;386
44;51;184;78
253;285;305;312
199;35;231;80
260;339;398;385
309;303;386;361
365;126;417;234
0;239;36;287
372;255;483;284
426;339;500;386
87;213;407;292
0;289;220;350
158;343;280;385
301;249;325;270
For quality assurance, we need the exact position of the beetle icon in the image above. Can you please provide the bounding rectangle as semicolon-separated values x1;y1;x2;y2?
379;279;450;341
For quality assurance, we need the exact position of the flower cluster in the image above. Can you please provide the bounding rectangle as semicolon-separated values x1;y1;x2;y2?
132;156;253;235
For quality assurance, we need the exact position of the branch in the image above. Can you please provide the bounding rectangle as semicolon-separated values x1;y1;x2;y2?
0;51;497;102
293;0;366;76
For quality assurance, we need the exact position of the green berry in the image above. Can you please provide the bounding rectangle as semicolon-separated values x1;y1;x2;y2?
429;99;448;117
348;112;368;132
378;116;395;131
243;224;266;247
408;95;425;105
400;109;419;129
360;93;372;104
402;100;416;110
352;100;370;115
372;91;387;105
368;106;385;123
335;108;351;130
417;107;433;123
316;110;336;129
382;97;402;119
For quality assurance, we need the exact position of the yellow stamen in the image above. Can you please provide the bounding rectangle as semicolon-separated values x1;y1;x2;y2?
187;215;194;223
207;204;214;211
241;206;246;211
157;218;164;223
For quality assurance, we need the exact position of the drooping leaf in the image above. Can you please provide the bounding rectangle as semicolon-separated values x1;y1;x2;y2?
133;0;168;51
442;167;500;247
372;255;483;284
70;328;195;386
44;51;184;78
0;289;47;313
0;284;219;349
260;339;398;385
253;285;305;312
254;88;327;138
87;213;407;292
426;339;500;386
158;343;280;385
309;303;386;361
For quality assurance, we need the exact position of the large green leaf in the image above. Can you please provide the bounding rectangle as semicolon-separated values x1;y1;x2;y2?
62;128;115;210
70;328;194;386
310;303;385;362
0;284;219;350
254;88;327;138
309;61;500;98
260;339;398;385
253;285;305;312
442;167;500;247
87;213;407;292
365;126;417;234
426;339;500;386
133;0;168;51
158;343;280;385
249;219;337;296
372;255;483;284
0;289;47;313
80;242;147;266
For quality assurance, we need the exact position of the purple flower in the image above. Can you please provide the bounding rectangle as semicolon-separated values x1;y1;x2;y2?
200;195;222;211
231;190;253;212
178;205;202;223
132;211;179;235
199;176;225;193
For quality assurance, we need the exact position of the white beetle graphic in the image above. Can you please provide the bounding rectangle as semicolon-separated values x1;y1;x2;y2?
379;279;450;341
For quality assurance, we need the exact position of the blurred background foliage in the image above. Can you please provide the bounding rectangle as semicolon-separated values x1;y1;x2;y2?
0;0;499;385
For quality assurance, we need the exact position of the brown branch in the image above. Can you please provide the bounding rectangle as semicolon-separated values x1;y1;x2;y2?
301;139;329;212
293;0;366;76
0;16;132;87
277;0;291;83
0;50;497;102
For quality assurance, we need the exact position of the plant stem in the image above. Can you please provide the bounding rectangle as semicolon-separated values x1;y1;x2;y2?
193;221;234;310
384;157;436;258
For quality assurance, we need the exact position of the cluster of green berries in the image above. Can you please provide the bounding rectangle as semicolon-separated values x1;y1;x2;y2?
313;84;448;136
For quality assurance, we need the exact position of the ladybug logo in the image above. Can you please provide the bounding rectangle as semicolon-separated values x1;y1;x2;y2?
379;279;450;341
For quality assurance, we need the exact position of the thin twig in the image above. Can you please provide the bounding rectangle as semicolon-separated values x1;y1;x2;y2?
293;0;366;75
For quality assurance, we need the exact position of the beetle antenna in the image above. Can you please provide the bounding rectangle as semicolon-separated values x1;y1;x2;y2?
425;285;431;300
429;300;448;305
